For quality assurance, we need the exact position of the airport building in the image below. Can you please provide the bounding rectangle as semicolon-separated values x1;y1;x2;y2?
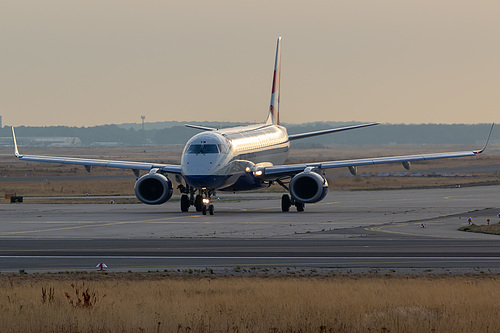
0;136;82;147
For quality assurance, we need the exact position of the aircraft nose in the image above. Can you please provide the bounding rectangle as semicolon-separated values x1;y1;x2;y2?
182;157;227;189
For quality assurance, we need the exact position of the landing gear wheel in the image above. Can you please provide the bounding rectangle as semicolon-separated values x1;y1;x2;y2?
295;202;305;212
181;195;190;212
209;204;214;215
195;195;203;212
202;205;207;215
281;194;291;212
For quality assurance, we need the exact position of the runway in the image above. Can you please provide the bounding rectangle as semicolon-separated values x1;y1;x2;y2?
1;185;499;274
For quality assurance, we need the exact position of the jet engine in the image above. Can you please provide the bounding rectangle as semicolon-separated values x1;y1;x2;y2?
289;171;328;203
134;172;173;205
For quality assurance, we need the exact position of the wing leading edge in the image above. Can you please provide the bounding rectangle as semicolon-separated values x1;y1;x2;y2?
11;127;182;175
261;123;494;178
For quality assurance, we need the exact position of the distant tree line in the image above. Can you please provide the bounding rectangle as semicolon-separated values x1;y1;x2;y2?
0;122;494;146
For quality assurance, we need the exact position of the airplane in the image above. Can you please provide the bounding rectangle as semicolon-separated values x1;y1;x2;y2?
12;37;494;215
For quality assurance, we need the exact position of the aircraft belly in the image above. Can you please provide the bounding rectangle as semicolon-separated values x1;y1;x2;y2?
220;173;266;192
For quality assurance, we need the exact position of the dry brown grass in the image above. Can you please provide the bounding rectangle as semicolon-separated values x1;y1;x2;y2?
1;179;136;198
460;223;500;235
1;273;500;332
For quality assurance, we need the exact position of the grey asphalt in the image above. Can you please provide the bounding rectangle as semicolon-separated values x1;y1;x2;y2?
1;185;499;274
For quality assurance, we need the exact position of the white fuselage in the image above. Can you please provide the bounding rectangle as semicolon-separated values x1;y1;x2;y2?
181;124;289;190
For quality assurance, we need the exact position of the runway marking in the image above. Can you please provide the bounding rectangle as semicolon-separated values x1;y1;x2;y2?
0;215;341;236
0;215;203;236
216;200;341;213
366;224;456;239
365;217;467;239
313;201;341;206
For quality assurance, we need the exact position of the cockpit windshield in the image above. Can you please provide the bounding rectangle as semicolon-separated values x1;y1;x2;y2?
187;144;219;154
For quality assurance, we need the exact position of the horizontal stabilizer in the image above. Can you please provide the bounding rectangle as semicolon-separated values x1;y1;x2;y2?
185;124;217;131
288;122;379;141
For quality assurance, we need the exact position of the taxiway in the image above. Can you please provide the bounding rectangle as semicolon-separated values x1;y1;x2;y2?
1;185;499;273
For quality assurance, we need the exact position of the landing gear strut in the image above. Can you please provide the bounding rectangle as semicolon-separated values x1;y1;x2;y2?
178;184;196;213
281;194;305;212
277;180;305;212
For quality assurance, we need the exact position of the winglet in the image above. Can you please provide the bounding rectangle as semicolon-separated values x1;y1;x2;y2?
474;123;494;154
12;127;22;158
266;37;282;125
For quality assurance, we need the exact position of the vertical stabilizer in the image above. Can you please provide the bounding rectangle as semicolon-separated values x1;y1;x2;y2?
12;127;22;158
266;37;282;125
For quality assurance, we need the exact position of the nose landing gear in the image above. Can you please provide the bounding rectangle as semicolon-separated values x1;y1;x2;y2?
201;195;214;215
201;202;214;215
178;185;215;215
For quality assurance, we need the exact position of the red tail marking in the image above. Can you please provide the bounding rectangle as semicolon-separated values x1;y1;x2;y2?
271;70;277;94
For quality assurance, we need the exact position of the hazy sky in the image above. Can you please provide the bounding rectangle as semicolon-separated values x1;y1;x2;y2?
2;1;499;127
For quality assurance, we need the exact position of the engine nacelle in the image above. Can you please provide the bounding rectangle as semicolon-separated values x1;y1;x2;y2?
289;171;328;203
134;173;173;205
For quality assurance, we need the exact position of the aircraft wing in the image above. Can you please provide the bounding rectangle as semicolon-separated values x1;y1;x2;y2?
261;124;494;178
262;150;482;177
12;128;182;175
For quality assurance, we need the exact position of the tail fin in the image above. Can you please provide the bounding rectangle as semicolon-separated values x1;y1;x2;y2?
266;37;282;125
12;127;22;158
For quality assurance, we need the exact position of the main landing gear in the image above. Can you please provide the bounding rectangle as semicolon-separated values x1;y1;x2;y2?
179;185;215;215
276;179;305;213
281;194;305;212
